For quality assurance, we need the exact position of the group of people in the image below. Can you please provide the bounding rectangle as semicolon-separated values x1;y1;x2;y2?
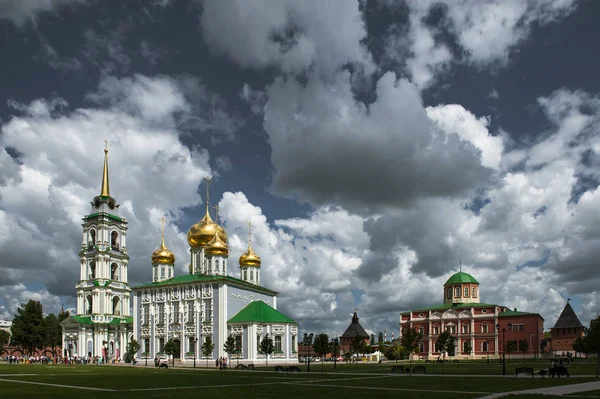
216;356;228;370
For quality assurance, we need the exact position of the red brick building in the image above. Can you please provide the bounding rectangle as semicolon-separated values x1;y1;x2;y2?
550;301;584;355
399;271;544;360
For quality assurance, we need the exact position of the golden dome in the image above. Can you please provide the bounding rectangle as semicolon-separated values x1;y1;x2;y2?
151;238;176;264
239;244;261;268
187;208;227;247
204;227;229;257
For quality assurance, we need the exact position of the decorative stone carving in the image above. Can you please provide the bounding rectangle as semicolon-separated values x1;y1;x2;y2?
202;325;213;335
272;325;285;336
256;326;263;335
290;326;297;335
231;326;243;336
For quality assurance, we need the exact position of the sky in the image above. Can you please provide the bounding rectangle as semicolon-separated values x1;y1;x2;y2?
0;0;599;339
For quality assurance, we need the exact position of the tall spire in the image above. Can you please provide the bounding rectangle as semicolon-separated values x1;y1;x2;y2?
160;216;166;247
100;140;110;197
204;176;212;216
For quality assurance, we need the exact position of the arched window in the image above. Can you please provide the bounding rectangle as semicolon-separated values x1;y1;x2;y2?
242;270;247;280
168;268;172;278
454;287;460;297
482;341;489;352
463;341;470;353
111;263;118;280
291;336;296;352
112;296;120;315
89;261;96;279
464;287;469;297
111;231;119;250
447;288;452;299
274;336;282;352
89;229;96;247
161;268;165;278
86;295;93;314
250;270;254;281
419;342;424;353
216;259;220;271
472;287;477;297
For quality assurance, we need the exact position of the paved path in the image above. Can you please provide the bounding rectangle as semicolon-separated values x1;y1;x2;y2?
478;380;600;398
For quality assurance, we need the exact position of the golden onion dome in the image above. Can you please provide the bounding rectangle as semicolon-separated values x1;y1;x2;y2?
204;228;229;257
187;208;227;247
239;244;261;268
151;237;176;265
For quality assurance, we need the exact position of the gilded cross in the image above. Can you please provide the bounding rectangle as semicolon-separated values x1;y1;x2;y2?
248;221;253;245
159;217;166;238
213;205;219;224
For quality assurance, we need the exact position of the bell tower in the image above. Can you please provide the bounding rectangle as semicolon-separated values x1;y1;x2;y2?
77;142;131;319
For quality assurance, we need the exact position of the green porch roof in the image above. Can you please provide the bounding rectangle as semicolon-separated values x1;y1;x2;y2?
85;212;125;222
228;301;296;324
401;302;498;315
444;272;479;285
132;274;278;296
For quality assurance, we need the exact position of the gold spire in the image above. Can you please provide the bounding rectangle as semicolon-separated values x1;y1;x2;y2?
100;140;110;197
152;217;175;264
239;221;261;267
187;176;227;247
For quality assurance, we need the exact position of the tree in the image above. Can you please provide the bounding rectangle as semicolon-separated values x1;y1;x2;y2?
44;314;64;357
234;338;242;366
201;336;215;367
506;340;517;359
540;338;548;354
464;340;472;356
583;314;600;377
164;339;177;367
223;335;236;363
0;330;10;354
401;327;422;375
349;333;366;362
370;334;375;345
391;343;404;363
11;300;45;355
436;330;455;373
378;332;384;346
312;333;330;373
518;339;528;358
572;336;588;357
259;334;274;366
126;338;141;363
330;337;339;369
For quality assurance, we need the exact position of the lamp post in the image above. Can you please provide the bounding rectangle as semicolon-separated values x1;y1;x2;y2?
303;333;308;367
333;338;338;370
145;338;149;367
486;340;490;364
192;338;198;368
496;323;512;376
308;333;313;372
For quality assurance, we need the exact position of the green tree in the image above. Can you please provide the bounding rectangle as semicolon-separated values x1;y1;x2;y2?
349;333;366;362
126;338;141;363
506;340;517;359
164;339;177;367
464;340;472;355
583;315;600;377
572;336;588;357
259;334;275;366
44;314;64;357
540;338;548;353
201;336;215;367
391;343;404;363
223;335;236;363
330;337;339;369
312;333;330;373
11;300;45;355
518;339;528;358
401;327;422;375
0;330;10;354
436;330;453;359
234;338;242;366
370;334;375;345
378;332;384;346
343;351;352;363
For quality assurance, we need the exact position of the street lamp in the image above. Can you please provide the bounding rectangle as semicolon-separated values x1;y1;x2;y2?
192;338;198;368
308;333;313;372
486;340;490;364
496;322;512;376
145;338;149;367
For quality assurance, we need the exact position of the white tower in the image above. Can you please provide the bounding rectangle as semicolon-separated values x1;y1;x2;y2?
152;217;176;282
239;222;261;285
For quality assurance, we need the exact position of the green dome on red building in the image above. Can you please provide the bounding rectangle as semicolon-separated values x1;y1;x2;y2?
444;271;479;286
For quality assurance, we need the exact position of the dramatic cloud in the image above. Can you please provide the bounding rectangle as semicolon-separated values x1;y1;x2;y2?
0;0;86;27
264;71;495;212
199;0;373;74
0;75;217;316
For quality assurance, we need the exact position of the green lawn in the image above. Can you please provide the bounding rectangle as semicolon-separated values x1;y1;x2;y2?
0;363;598;399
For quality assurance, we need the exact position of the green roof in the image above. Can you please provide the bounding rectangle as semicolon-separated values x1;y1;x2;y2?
444;272;479;285
60;315;133;325
132;274;278;296
498;309;537;317
108;316;134;324
401;302;498;314
85;212;124;222
228;301;296;324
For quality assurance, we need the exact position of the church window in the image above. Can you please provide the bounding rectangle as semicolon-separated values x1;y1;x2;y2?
291;336;296;352
168;268;172;278
161;268;165;278
111;263;118;280
419;327;424;335
242;270;247;280
447;288;452;299
419;342;424;353
111;231;119;250
173;304;179;324
189;337;196;353
112;296;120;315
464;287;469;297
446;325;456;334
250;270;254;281
188;301;195;323
235;335;242;356
462;324;468;334
463;341;470;353
204;300;212;321
216;259;220;271
158;304;165;324
257;335;261;352
433;327;439;335
274;336;282;352
89;261;96;279
455;287;460;297
483;341;489;352
159;338;164;353
472;288;477;297
482;324;488;333
207;259;212;274
143;305;149;325
89;229;96;247
86;295;93;314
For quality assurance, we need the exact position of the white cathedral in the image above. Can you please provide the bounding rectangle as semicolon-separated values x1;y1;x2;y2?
62;146;298;365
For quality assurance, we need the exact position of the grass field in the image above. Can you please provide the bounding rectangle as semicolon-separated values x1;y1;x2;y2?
0;360;598;399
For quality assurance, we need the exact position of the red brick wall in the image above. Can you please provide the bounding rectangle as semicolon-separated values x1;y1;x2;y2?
550;327;584;353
